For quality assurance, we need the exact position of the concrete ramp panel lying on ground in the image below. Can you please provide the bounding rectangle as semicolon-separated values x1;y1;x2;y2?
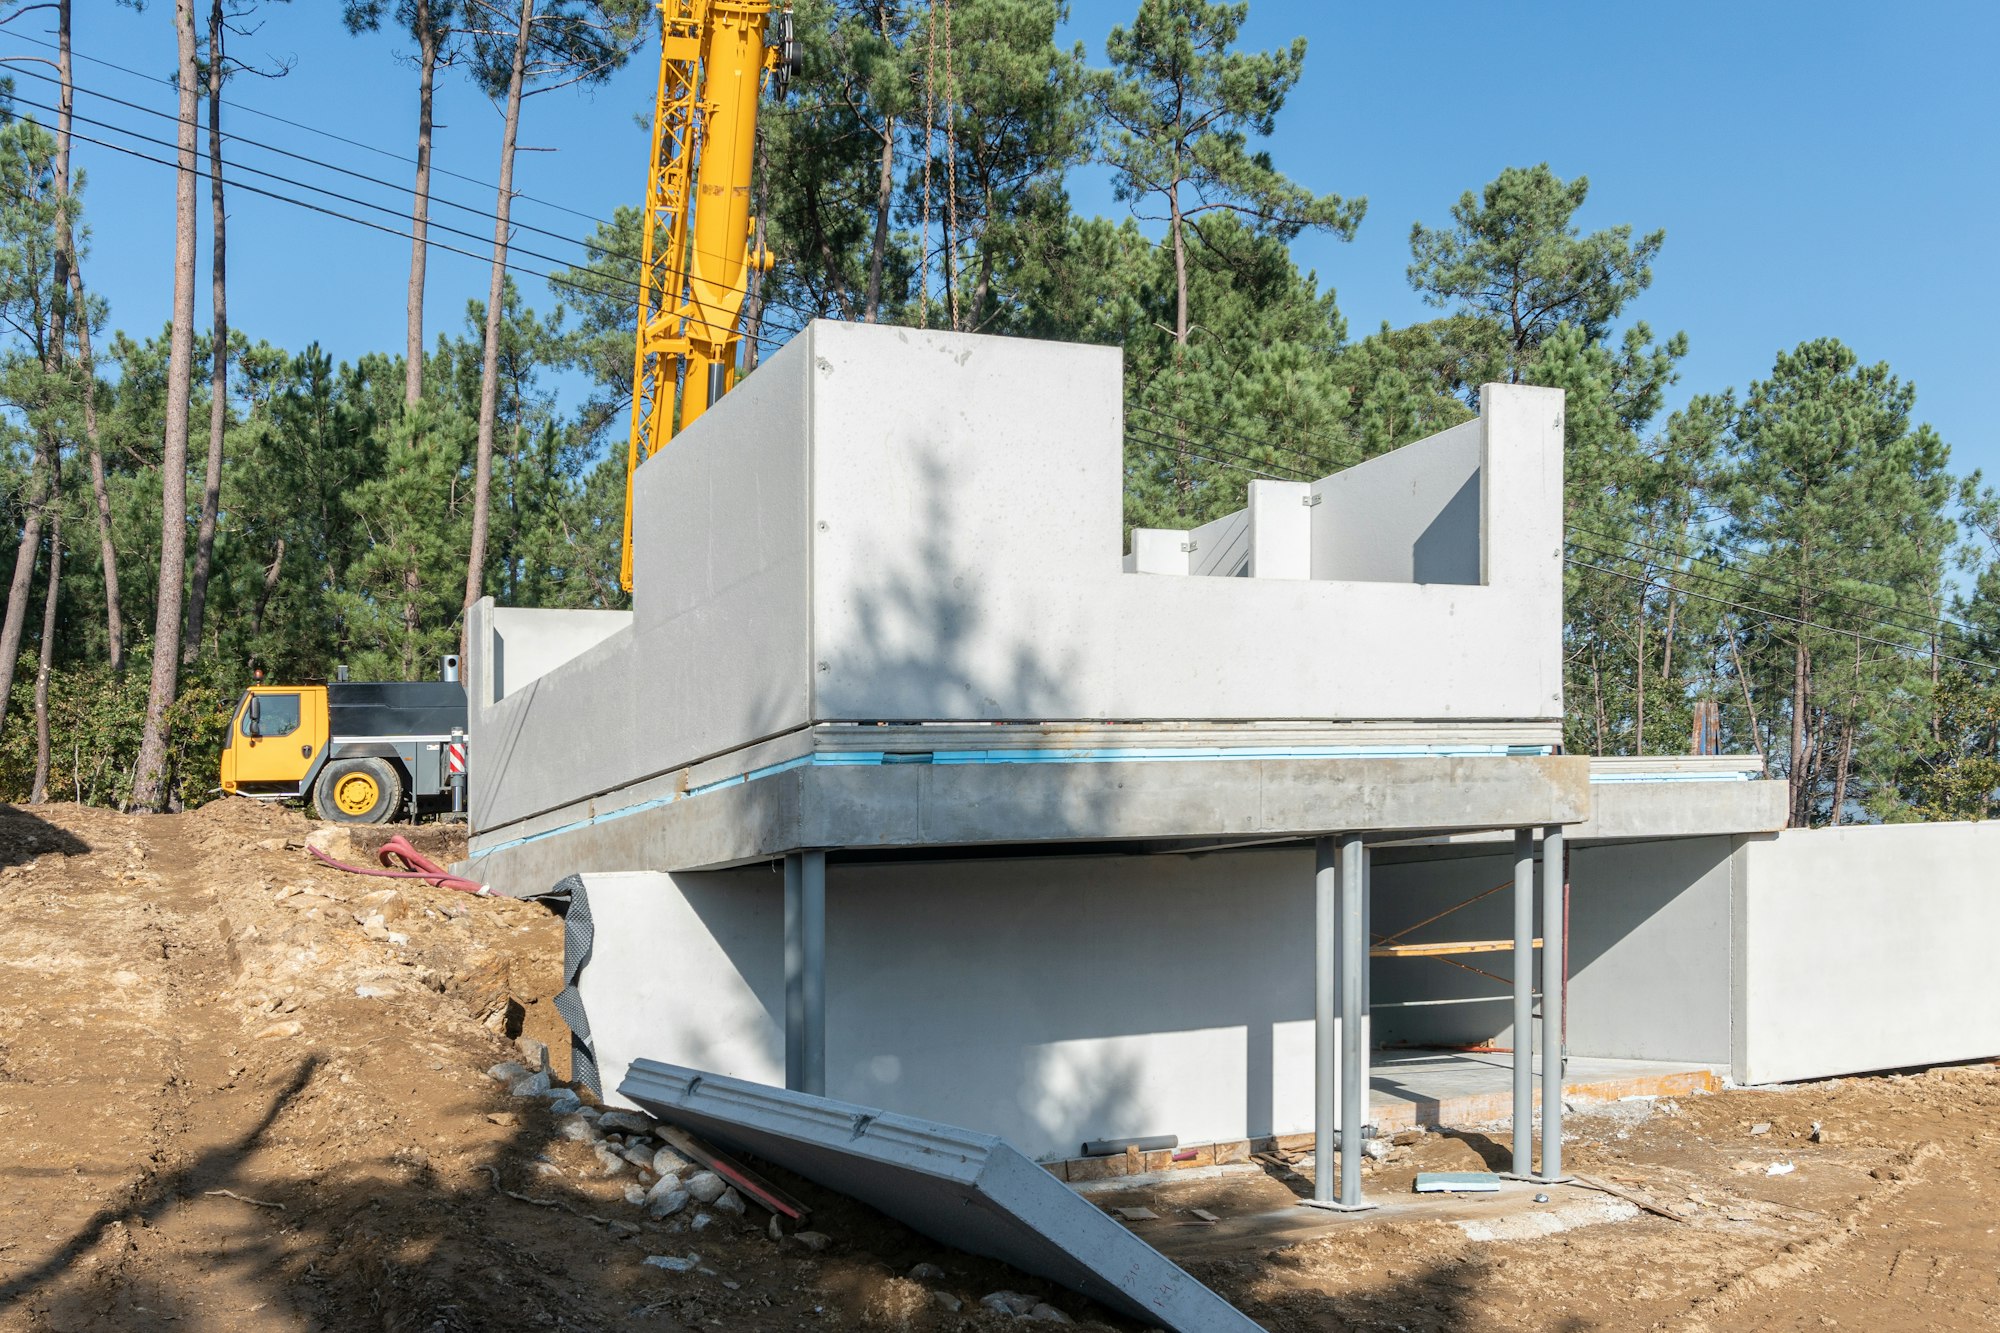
619;1060;1260;1333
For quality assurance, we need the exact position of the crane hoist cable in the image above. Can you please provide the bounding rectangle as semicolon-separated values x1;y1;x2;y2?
621;0;799;592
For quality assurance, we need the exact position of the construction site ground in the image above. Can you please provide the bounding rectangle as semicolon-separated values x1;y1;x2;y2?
1;799;1996;1332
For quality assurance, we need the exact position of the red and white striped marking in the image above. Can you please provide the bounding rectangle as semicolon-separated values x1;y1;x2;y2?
447;742;466;775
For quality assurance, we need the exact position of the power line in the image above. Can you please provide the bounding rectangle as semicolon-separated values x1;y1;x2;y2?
3;26;615;229
1567;554;2000;674
8;63;824;333
55;121;810;358
1572;522;1985;646
7;83;821;345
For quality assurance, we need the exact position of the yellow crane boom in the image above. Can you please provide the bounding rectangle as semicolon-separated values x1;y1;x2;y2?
621;0;792;591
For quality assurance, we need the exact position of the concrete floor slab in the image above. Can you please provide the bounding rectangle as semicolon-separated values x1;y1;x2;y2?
1367;1050;1721;1132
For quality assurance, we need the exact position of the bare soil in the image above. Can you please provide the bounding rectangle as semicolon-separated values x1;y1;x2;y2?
1;799;1996;1331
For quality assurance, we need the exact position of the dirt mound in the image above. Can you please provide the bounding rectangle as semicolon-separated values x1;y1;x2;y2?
0;800;1109;1331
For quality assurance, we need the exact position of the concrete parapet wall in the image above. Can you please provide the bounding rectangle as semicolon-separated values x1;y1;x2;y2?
1732;822;2000;1084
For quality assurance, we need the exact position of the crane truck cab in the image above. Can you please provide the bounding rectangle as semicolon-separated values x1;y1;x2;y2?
220;657;469;825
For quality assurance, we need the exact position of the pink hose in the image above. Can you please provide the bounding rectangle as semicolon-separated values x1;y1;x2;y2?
307;834;490;895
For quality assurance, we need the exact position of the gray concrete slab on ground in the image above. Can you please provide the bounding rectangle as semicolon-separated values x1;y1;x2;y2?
462;752;1592;894
1365;1051;1720;1131
619;1060;1260;1333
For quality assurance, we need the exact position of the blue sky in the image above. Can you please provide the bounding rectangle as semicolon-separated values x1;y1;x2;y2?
26;1;2000;477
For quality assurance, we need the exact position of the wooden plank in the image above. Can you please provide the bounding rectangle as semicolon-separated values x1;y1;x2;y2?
1371;938;1542;958
655;1125;809;1221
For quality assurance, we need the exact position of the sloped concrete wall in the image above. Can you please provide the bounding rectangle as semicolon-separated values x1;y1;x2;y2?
1734;823;2000;1084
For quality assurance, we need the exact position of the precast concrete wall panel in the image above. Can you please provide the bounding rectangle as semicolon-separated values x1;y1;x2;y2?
1247;480;1312;579
573;852;1325;1160
1567;837;1733;1065
1734;823;2000;1085
1311;417;1483;585
1369;834;1734;1063
483;607;631;701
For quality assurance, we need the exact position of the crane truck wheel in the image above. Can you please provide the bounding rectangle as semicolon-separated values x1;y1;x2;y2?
315;757;403;825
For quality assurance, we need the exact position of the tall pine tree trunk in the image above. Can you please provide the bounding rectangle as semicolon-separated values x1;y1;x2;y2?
30;512;61;805
0;481;48;745
132;0;203;811
1788;584;1812;826
53;0;120;671
463;0;532;626
184;0;229;664
405;0;438;409
72;254;122;671
863;114;894;322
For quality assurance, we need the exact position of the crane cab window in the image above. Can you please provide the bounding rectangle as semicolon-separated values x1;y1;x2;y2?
242;692;301;740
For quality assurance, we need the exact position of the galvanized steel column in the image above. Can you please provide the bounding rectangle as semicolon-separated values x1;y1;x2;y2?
1512;828;1535;1175
783;850;828;1096
1339;833;1367;1208
1313;836;1337;1204
1539;826;1565;1180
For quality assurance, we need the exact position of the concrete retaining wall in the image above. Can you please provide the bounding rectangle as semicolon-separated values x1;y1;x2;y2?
1733;823;2000;1084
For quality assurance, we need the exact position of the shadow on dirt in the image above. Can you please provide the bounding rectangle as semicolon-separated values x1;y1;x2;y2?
0;805;90;867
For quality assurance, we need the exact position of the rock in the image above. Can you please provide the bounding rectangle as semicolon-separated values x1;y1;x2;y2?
533;1161;563;1179
712;1187;746;1216
360;919;392;942
555;1114;599;1142
1750;1122;1772;1136
354;984;392;999
597;1110;656;1135
576;1105;602;1121
792;1231;832;1253
1029;1304;1072;1323
652;1145;693;1176
909;1262;947;1283
932;1292;964;1314
1391;1129;1427;1147
544;1091;584;1116
509;1071;552;1098
305;825;356;861
620;1143;656;1168
690;1212;715;1232
594;1144;629;1176
1363;1138;1389;1161
607;1219;639;1237
273;884;303;901
768;1215;785;1242
386;931;409;946
646;1187;690;1219
643;1253;699;1273
254;1020;303;1040
488;1060;530;1085
110;969;141;988
487;1112;518;1127
981;1292;1036;1317
624;1184;648;1206
516;1036;550;1072
358;888;409;922
684;1170;727;1203
645;1171;685;1199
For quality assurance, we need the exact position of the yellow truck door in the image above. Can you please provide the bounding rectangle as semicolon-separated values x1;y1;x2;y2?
222;687;328;793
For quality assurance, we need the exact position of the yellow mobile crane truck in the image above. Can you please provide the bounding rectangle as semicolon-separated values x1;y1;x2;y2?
220;658;469;825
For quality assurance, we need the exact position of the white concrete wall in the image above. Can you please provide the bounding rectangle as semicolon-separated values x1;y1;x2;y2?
578;850;1322;1161
1367;837;1734;1065
1734;823;2000;1084
1311;418;1483;585
479;607;631;705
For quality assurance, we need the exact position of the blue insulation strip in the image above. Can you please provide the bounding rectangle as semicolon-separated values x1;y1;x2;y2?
1590;771;1756;784
473;741;1559;858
